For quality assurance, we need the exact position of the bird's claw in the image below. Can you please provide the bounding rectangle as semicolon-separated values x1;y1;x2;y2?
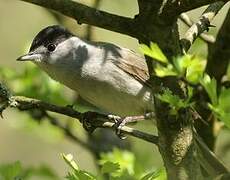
108;115;127;139
115;119;127;140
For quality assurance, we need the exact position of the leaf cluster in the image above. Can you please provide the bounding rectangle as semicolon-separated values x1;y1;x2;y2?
0;161;58;180
63;149;166;180
140;43;230;127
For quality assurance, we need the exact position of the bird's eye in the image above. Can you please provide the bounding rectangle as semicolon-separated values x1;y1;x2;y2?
47;43;56;52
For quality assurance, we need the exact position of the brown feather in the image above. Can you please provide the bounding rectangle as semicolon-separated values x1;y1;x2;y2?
114;47;150;85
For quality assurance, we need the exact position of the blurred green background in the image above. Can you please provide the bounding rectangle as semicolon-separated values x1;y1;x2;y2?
0;0;230;179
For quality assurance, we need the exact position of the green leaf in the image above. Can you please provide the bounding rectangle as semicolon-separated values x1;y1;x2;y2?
139;42;168;63
209;88;230;128
172;55;205;84
99;148;135;177
141;168;166;180
73;171;95;180
62;154;79;171
66;172;78;180
156;88;191;112
141;171;157;180
0;161;22;180
155;64;178;77
186;56;205;84
172;55;192;75
101;162;120;174
23;165;58;179
0;64;68;105
0;162;59;180
200;74;218;105
62;154;96;180
218;88;230;113
220;113;230;129
0;67;17;79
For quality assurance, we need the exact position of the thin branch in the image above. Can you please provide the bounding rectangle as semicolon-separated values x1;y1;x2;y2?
194;9;230;152
0;84;158;145
162;0;229;18
180;2;226;53
20;0;137;38
178;0;229;13
179;13;215;44
85;0;102;40
207;8;230;81
194;131;229;175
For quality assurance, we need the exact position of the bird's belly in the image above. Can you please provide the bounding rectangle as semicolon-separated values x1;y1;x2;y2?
42;61;154;116
80;85;153;116
71;73;154;116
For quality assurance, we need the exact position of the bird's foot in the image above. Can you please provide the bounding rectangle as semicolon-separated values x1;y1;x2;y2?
108;115;127;139
108;112;155;139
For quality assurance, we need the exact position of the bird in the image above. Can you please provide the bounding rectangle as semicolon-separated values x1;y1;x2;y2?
17;25;154;119
16;25;229;172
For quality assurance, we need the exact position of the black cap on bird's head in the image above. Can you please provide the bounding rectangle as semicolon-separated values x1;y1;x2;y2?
17;25;73;61
29;25;73;52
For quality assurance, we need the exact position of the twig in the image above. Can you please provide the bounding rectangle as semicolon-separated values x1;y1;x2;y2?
179;13;215;44
92;121;158;144
162;0;229;18
20;0;136;38
194;131;229;175
206;8;230;82
179;0;229;13
0;85;158;145
85;0;102;40
180;2;226;53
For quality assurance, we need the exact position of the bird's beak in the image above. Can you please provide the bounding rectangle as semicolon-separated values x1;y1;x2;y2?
16;53;42;62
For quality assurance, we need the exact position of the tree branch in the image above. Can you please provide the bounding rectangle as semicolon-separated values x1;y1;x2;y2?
179;0;229;13
194;132;229;175
180;2;226;53
179;13;215;44
207;8;230;81
85;0;102;40
0;83;158;145
194;9;230;152
161;0;229;18
20;0;137;38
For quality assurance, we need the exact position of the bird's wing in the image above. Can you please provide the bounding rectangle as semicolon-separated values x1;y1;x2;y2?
95;42;150;85
115;47;150;84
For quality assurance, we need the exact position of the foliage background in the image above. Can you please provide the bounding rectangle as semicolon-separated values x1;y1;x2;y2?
0;0;229;178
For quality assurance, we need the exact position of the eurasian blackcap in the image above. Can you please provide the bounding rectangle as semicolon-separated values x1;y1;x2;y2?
17;25;154;117
16;25;229;171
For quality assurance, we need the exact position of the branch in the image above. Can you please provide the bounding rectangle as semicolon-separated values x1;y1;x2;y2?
20;0;137;38
194;9;230;151
207;8;230;81
179;0;229;13
179;13;215;43
194;132;229;175
0;84;158;145
85;0;102;40
180;2;226;52
162;0;229;18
